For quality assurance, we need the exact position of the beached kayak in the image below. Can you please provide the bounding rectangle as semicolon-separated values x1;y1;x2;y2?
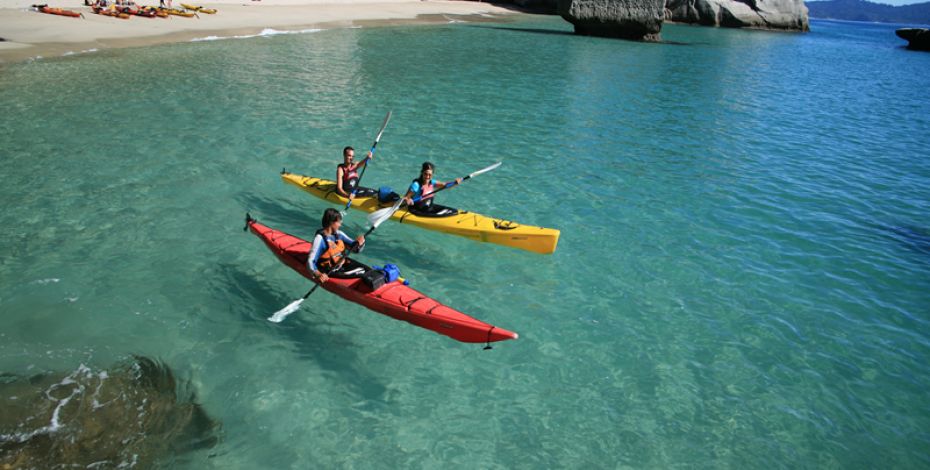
180;3;216;13
33;4;83;17
246;215;518;344
157;6;196;17
281;171;560;254
92;6;129;18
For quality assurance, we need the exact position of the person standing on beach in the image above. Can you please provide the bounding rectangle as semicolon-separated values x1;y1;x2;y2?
335;146;373;200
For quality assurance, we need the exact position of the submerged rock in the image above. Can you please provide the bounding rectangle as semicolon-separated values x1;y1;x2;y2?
896;28;930;51
559;0;665;41
0;356;219;469
665;0;809;31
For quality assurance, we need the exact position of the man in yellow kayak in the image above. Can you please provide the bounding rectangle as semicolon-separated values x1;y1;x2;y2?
401;162;462;212
336;146;373;201
309;208;365;284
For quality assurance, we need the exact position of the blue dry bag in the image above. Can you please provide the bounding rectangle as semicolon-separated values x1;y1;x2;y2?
378;186;400;203
382;263;401;282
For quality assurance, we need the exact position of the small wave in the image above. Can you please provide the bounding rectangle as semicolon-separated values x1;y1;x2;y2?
32;278;60;285
63;48;98;57
191;27;322;42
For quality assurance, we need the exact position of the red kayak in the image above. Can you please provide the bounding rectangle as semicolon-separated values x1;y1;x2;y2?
33;4;83;17
246;215;518;345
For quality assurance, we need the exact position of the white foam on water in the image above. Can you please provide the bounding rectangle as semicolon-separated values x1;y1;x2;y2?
191;27;322;42
267;298;305;323
63;48;99;57
32;278;60;285
91;371;109;409
1;364;98;443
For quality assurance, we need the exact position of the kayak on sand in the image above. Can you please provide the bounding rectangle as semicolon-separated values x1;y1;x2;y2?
281;171;560;255
245;214;518;345
32;4;83;17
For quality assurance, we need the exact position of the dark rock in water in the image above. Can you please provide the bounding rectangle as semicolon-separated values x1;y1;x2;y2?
896;28;930;51
559;0;665;41
0;356;220;469
665;0;809;31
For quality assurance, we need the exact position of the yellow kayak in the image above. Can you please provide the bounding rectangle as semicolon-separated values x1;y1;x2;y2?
281;171;560;254
157;6;196;17
180;3;216;13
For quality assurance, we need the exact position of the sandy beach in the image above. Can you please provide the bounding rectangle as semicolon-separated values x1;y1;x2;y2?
0;0;521;64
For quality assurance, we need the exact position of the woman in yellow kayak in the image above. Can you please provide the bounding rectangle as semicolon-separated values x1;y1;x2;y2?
402;162;462;212
336;146;373;200
309;208;365;283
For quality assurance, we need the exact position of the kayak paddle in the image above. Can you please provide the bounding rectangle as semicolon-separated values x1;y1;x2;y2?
266;250;360;323
267;284;320;323
366;161;502;230
345;111;392;213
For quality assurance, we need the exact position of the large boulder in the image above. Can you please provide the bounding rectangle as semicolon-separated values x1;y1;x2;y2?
1;357;219;469
665;0;809;31
896;28;930;51
559;0;666;41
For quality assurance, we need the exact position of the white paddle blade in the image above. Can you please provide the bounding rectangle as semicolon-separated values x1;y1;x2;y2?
469;161;502;178
374;111;392;143
268;298;305;323
368;200;403;229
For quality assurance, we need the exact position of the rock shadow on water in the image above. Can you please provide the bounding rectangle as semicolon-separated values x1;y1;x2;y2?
0;356;219;469
210;262;388;401
882;224;930;257
465;24;695;45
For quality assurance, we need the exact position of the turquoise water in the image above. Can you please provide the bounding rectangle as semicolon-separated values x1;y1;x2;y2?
2;15;930;468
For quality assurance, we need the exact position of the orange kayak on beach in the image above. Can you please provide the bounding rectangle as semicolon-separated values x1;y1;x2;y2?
92;6;130;18
33;4;83;17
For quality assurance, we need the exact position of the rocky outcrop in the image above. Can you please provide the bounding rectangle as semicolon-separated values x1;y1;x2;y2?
1;357;219;469
559;0;666;41
665;0;809;31
896;28;930;51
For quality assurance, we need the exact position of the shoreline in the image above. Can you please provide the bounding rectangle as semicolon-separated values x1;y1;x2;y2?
0;1;528;65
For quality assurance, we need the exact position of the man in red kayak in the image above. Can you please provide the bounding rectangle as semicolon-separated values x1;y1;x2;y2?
402;162;461;212
336;146;373;200
309;208;365;283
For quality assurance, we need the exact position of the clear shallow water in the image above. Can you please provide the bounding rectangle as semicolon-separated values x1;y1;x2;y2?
2;15;930;468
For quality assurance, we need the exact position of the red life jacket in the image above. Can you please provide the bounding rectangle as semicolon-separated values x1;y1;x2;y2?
339;163;359;193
